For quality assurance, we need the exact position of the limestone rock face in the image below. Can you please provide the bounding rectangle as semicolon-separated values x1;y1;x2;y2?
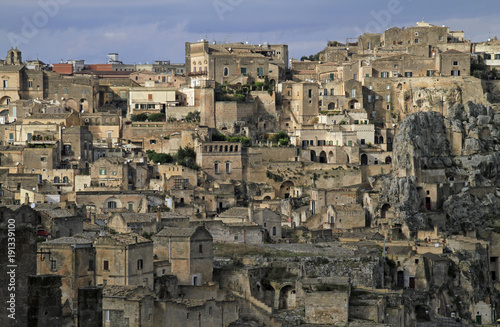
375;103;500;234
393;111;450;175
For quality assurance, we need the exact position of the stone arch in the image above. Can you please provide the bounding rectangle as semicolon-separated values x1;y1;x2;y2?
310;150;316;162
381;203;391;218
319;151;327;163
328;102;335;110
360;153;368;165
80;98;88;112
0;96;12;106
279;181;294;199
66;98;78;111
385;156;392;164
348;99;358;109
263;196;271;201
328;151;334;163
104;197;122;210
279;283;296;310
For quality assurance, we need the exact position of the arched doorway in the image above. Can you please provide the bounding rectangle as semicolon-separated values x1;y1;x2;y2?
280;181;294;199
0;96;12;106
385;156;392;164
360;154;368;165
349;99;358;109
328;102;335;110
310;150;316;162
328;151;334;163
381;203;391;218
319;151;327;163
279;284;296;310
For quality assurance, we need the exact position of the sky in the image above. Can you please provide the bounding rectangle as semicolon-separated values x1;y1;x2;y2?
1;0;500;65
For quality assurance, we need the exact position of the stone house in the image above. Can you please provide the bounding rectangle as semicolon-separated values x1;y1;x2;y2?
152;226;213;286
81;111;121;144
36;234;95;323
128;82;184;118
94;233;154;289
108;212;161;234
102;285;155;327
61;125;94;169
90;157;129;190
196;141;243;181
185;40;288;86
76;190;164;214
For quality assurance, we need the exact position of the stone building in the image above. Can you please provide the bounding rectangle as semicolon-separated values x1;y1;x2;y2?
185;41;288;86
152;226;213;286
102;285;155;327
196;141;243;181
90;157;129;190
94;233;154;289
36;235;95;324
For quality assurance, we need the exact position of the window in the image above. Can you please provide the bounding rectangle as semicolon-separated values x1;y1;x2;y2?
240;67;247;76
223;67;229;76
63;88;68;94
350;89;356;97
3;80;8;89
9;133;13;141
257;67;264;77
414;38;419;43
368;95;372;102
495;54;500;60
120;91;126;99
128;202;133;211
226;162;230;174
348;140;352;146
427;70;434;77
308;89;312;98
453;61;458;66
28;81;33;88
99;169;106;175
272;226;277;236
54;176;60;183
386;94;390;102
381;72;389;78
51;260;57;271
404;72;412;77
329;73;334;81
63;176;68;184
214;163;219;174
41;157;46;162
199;244;203;253
137;259;143;270
112;171;117;176
103;260;109;271
105;310;110;322
439;35;443;41
353;74;357;80
107;201;116;209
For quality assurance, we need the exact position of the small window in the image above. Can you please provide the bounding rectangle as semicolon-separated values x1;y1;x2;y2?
226;162;230;174
453;61;458;66
223;67;229;77
28;81;33;88
240;67;247;76
414;38;419;43
103;260;109;271
112;171;117;176
51;260;57;271
439;36;443;41
137;259;143;270
199;244;203;254
41;157;46;162
105;310;110;322
150;139;156;144
351;89;356;98
214;163;219;174
99;169;106;175
415;259;419;264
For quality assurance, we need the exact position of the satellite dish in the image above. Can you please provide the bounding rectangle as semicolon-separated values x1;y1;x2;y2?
31;203;35;209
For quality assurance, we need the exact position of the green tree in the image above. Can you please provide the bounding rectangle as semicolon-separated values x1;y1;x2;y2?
147;113;165;122
131;113;148;122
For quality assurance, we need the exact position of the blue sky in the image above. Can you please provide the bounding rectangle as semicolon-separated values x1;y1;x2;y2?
1;0;500;65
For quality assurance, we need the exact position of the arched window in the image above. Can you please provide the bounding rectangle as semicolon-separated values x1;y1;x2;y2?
54;176;60;183
223;67;229;76
62;176;68;183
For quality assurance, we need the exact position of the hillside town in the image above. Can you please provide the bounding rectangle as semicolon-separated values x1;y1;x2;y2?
2;20;500;326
